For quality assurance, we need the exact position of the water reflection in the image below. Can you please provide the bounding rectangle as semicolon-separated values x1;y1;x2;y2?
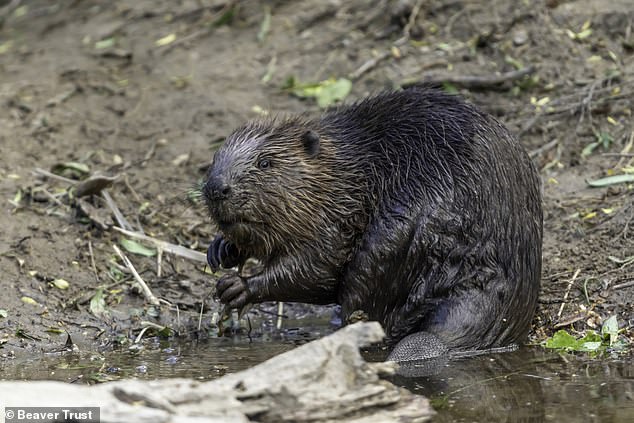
389;348;634;422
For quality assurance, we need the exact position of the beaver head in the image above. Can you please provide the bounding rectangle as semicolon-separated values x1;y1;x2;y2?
203;117;363;259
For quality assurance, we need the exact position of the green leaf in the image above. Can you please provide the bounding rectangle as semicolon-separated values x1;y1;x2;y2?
316;78;352;108
544;330;580;350
51;162;90;178
120;239;157;257
90;288;108;318
581;141;599;158
0;309;7;318
289;77;352;108
601;315;619;346
0;40;13;55
21;296;39;306
257;6;271;42
442;82;458;94
95;37;116;49
212;5;235;28
580;341;602;351
52;278;70;290
587;174;634;187
597;132;614;149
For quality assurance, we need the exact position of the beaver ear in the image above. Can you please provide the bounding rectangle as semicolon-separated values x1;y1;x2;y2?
301;130;320;158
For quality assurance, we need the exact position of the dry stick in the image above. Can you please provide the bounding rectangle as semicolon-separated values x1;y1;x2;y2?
402;0;425;38
553;313;586;329
415;65;537;89
33;168;76;184
123;175;143;203
612;279;634;291
349;53;388;80
198;303;205;332
557;268;581;319
39;188;67;209
519;85;634;136
156;247;163;278
276;302;284;330
529;138;559;159
112;244;160;306
134;326;150;344
160;1;236;55
175;303;181;335
87;240;100;283
112;226;207;263
102;190;134;231
350;3;419;81
617;130;634;165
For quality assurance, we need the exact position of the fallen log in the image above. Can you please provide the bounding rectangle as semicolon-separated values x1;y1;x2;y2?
0;322;433;422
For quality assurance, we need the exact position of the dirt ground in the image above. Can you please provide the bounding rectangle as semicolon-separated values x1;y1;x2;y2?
0;0;633;357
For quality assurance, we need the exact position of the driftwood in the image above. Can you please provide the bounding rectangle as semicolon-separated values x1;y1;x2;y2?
0;322;433;423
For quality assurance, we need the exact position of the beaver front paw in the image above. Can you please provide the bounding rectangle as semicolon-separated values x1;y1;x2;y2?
207;234;242;271
216;272;251;309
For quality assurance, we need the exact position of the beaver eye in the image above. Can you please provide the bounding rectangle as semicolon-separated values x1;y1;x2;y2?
257;158;271;169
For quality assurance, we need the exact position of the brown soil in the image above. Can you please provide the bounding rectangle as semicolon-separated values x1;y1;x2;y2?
0;0;633;356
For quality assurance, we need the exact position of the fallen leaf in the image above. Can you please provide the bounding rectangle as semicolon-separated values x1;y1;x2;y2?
587;174;634;187
120;239;157;257
52;278;70;290
21;296;39;306
155;33;176;47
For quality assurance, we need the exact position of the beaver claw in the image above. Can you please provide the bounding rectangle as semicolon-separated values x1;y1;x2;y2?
216;273;250;309
207;234;242;271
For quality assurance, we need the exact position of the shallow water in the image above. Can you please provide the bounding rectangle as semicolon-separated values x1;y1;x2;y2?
389;348;634;423
0;322;333;383
1;325;633;422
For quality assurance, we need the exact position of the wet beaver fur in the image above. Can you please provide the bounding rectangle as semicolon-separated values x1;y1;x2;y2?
203;86;542;361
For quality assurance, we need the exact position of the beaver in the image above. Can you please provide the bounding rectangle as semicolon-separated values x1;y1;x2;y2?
202;86;542;362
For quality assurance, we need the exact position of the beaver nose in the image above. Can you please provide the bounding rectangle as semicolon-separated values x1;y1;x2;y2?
204;177;232;201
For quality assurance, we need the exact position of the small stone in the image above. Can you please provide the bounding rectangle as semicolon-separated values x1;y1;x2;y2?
513;29;529;46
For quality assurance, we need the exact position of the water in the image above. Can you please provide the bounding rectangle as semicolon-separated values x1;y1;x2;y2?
0;323;334;383
1;326;632;422
389;348;634;422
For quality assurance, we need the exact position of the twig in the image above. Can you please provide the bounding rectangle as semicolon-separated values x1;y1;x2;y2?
529;138;559;158
402;0;425;39
134;326;150;344
350;4;418;81
601;153;634;157
160;1;236;55
175;303;181;335
553;313;586;329
140;141;158;167
557;268;580;319
39;188;67;209
123;175;143;203
412;65;537;89
276;302;284;330
33;168;76;184
518;80;634;135
157;247;163;278
349;51;392;80
112;226;207;263
612;279;634;290
102;189;134;231
113;244;160;306
88;240;100;283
